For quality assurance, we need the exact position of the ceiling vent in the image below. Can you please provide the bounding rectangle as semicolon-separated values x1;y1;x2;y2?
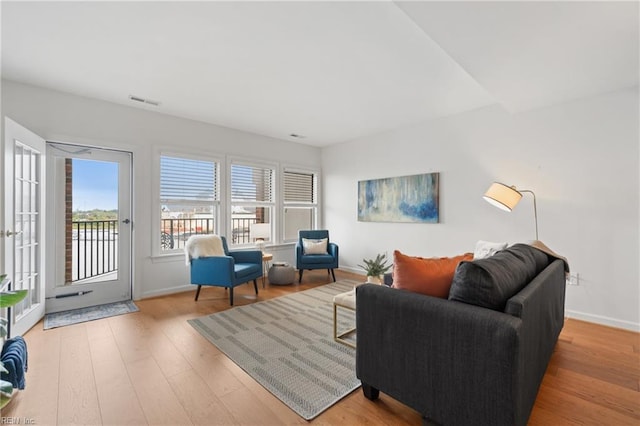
128;95;160;106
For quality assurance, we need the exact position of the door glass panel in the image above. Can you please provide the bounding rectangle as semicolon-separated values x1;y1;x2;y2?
13;142;40;320
64;158;119;286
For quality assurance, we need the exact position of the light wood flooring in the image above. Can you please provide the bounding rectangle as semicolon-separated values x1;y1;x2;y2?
3;269;639;425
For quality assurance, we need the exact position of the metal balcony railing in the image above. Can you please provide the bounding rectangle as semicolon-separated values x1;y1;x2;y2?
160;217;258;250
71;218;264;280
72;220;118;282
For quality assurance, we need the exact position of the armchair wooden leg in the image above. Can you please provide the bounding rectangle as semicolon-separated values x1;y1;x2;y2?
298;269;303;283
229;287;234;306
330;269;336;282
253;279;258;294
195;285;202;301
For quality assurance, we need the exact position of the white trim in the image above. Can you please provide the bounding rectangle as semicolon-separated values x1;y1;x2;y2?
341;266;367;276
140;284;193;299
228;154;278;170
150;252;184;263
565;309;640;332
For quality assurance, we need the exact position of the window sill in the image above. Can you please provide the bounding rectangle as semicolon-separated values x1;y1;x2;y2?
151;242;296;263
151;252;185;263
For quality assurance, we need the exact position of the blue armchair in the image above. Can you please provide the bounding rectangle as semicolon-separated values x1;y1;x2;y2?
295;230;339;283
189;236;262;305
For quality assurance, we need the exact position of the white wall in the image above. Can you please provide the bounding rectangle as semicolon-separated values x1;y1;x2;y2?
3;79;638;330
322;87;640;331
1;80;320;299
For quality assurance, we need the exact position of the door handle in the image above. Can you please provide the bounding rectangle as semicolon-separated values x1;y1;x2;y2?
1;230;23;237
122;219;131;224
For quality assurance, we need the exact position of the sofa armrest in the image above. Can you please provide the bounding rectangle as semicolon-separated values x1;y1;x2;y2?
229;249;262;264
505;259;566;424
190;256;235;285
356;284;523;426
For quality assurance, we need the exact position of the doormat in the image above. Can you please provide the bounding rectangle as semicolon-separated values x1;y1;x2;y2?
188;280;360;420
43;300;139;330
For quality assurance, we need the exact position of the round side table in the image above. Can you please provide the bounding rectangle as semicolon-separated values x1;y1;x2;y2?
261;253;273;288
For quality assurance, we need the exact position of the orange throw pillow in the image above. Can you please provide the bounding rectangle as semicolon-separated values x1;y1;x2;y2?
392;250;473;298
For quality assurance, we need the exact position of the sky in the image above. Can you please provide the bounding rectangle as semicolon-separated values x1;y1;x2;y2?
72;159;118;211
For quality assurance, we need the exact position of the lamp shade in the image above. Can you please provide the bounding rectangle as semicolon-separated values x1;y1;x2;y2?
250;223;271;240
483;182;522;212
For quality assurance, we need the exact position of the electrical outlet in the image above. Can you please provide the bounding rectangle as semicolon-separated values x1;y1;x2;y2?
566;273;579;286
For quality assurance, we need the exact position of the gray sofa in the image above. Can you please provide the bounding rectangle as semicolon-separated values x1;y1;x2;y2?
356;244;566;426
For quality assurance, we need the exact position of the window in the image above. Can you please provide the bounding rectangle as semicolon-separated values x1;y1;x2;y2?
160;155;219;251
283;169;317;242
230;162;274;245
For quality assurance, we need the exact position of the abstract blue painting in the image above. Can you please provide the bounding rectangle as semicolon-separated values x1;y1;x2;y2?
358;173;439;223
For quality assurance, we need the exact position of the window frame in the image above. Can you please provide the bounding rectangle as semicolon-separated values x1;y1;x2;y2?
153;149;223;256
227;157;277;248
152;150;321;258
281;166;320;243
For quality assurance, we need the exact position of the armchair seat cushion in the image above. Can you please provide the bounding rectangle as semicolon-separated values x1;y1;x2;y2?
300;254;336;265
235;263;261;279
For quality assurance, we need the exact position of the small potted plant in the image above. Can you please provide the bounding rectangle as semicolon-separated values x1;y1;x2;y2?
358;253;392;284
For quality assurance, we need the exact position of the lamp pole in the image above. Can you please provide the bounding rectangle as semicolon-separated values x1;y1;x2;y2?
519;189;538;240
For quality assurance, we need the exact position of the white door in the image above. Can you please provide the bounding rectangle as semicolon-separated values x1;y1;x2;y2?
45;143;132;313
2;118;46;337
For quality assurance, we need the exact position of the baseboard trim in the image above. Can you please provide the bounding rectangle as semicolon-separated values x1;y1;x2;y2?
565;309;639;332
341;266;365;275
140;284;193;299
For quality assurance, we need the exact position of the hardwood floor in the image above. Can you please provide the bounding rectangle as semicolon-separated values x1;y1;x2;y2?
3;269;639;425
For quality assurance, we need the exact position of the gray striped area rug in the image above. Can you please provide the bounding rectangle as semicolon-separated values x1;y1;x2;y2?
188;280;360;420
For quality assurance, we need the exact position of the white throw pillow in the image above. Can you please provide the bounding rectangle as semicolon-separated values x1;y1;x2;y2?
473;240;508;260
302;238;328;255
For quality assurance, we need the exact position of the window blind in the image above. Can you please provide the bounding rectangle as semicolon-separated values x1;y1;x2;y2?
160;156;217;202
231;164;273;202
284;171;315;203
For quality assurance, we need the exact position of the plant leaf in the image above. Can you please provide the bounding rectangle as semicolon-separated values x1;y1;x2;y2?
0;392;13;410
0;380;12;395
0;318;7;338
0;290;28;308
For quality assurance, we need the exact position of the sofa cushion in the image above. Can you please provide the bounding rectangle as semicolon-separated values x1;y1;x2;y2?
392;250;473;298
448;243;550;311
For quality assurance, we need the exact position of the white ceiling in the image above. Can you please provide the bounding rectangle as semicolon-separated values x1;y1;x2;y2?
2;1;638;147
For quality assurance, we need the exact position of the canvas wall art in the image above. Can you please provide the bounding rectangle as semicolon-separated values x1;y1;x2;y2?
358;172;439;223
